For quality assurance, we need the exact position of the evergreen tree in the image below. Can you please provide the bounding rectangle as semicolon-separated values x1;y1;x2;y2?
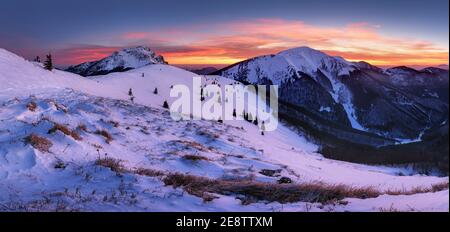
200;88;205;101
44;53;53;71
261;121;266;135
34;56;41;63
163;100;169;109
128;88;135;103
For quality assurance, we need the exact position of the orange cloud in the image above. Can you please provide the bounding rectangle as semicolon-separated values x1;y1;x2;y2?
60;19;449;67
55;46;122;65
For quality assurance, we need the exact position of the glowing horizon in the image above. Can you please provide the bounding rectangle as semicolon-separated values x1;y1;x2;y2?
47;19;448;68
1;1;448;68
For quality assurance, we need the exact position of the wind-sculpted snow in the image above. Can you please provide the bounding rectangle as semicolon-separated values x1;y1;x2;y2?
0;48;448;212
0;90;447;211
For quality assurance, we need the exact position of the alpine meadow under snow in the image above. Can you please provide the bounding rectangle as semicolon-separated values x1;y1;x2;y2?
0;47;448;212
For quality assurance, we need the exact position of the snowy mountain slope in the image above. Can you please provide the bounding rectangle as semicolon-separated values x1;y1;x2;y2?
220;47;355;85
65;46;167;77
277;47;356;78
216;47;449;141
0;91;448;212
0;48;448;212
0;48;99;98
218;47;363;130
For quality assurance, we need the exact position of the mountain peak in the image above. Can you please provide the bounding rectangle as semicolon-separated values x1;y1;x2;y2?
115;46;156;56
353;61;383;72
437;64;449;70
420;66;449;74
277;46;328;59
275;46;355;77
66;46;167;76
385;66;420;75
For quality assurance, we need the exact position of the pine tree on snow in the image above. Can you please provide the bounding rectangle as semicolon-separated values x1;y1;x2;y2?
163;100;169;109
200;88;205;101
253;117;258;126
261;121;266;136
44;53;53;71
128;88;134;103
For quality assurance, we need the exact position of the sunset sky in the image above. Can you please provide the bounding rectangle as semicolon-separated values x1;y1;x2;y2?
1;0;448;68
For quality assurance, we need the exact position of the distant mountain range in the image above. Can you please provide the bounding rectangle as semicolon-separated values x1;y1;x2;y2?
2;47;448;210
438;64;449;70
210;47;448;169
63;46;449;169
212;47;448;142
65;46;449;141
189;67;218;75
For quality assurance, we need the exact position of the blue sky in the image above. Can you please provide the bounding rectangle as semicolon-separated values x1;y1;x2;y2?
0;0;448;67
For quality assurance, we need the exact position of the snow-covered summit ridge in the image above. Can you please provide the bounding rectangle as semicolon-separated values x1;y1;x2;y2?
66;46;167;76
112;46;167;66
276;46;356;77
218;46;358;86
218;46;363;129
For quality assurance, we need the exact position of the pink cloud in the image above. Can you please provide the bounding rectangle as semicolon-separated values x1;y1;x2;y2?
55;18;449;66
54;45;122;65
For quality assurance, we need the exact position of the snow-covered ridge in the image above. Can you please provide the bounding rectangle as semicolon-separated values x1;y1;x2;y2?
65;46;167;76
0;48;98;99
277;47;364;129
219;46;364;130
220;46;358;85
217;46;449;139
0;48;448;212
277;46;356;77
